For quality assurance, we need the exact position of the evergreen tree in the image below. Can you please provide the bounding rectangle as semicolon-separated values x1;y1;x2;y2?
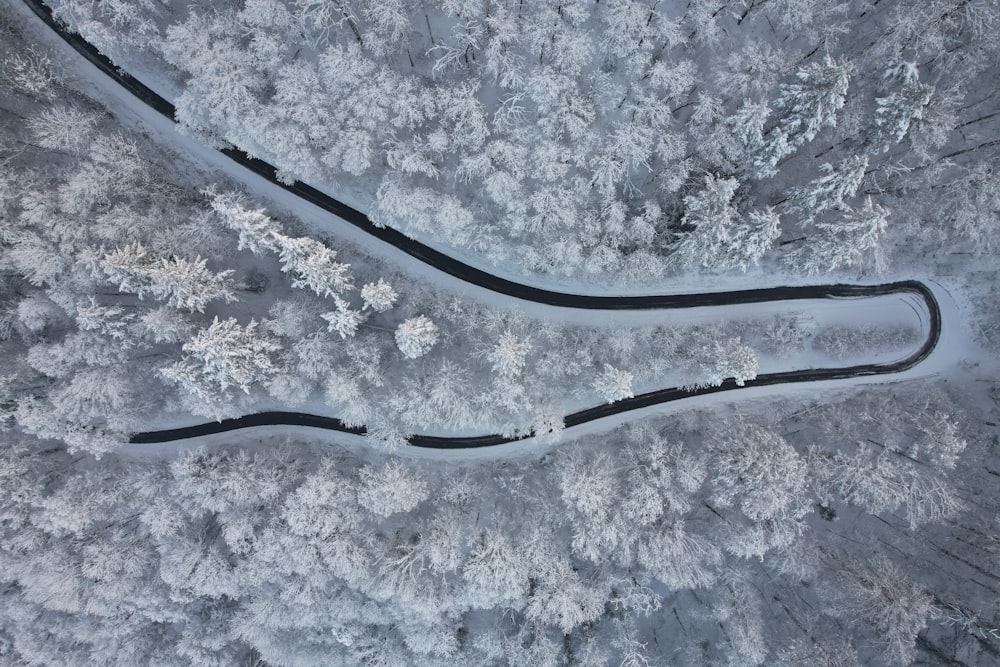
791;155;869;223
872;64;933;151
790;197;890;274
775;55;852;146
163;317;280;394
99;243;236;313
274;235;354;299
209;192;281;255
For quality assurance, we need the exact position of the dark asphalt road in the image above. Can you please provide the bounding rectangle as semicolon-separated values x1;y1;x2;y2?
23;0;942;449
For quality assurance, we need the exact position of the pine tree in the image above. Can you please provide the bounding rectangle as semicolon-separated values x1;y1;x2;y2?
792;155;869;223
671;175;780;271
209;192;281;255
725;100;771;161
139;306;191;343
791;197;890;274
165;317;280;394
148;255;237;312
725;208;782;272
97;242;154;298
775;55;852;146
274;235;354;299
672;174;740;269
75;299;136;347
99;243;236;312
872;64;933;151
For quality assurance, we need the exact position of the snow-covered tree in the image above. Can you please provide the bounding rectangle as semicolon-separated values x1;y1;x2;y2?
356;459;429;518
685;336;758;388
672;176;779;271
26;105;99;155
139;306;191;344
209;192;282;255
525;561;606;634
16;295;65;335
592;363;634;404
487;330;531;378
1;46;58;101
713;575;769;666
98;243;236;312
374;182;475;246
941;164;1000;251
725;100;771;160
775;55;852;146
360;279;398;312
164;317;280;394
725;208;782;271
91;244;153;296
712;422;810;523
274;235;354;298
75;300;136;347
324;370;373;428
636;521;722;591
759;314;812;359
873;64;933;151
776;638;861;667
813;324;916;361
601;0;667;58
395;315;439;359
392;359;480;429
791;198;890;274
810;443;963;529
791;155;869;222
148;256;237;313
559;450;617;528
716;42;790;99
829;554;939;665
673;175;739;268
322;297;367;339
463;527;532;609
264;297;318;340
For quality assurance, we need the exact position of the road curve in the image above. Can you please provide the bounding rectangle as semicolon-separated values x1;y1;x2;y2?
132;280;941;448
21;1;942;448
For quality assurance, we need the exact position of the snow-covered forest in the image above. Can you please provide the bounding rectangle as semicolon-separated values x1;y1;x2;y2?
1;0;999;665
43;0;1000;285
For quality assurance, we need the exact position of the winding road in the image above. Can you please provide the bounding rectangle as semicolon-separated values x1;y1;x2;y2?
23;0;942;449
